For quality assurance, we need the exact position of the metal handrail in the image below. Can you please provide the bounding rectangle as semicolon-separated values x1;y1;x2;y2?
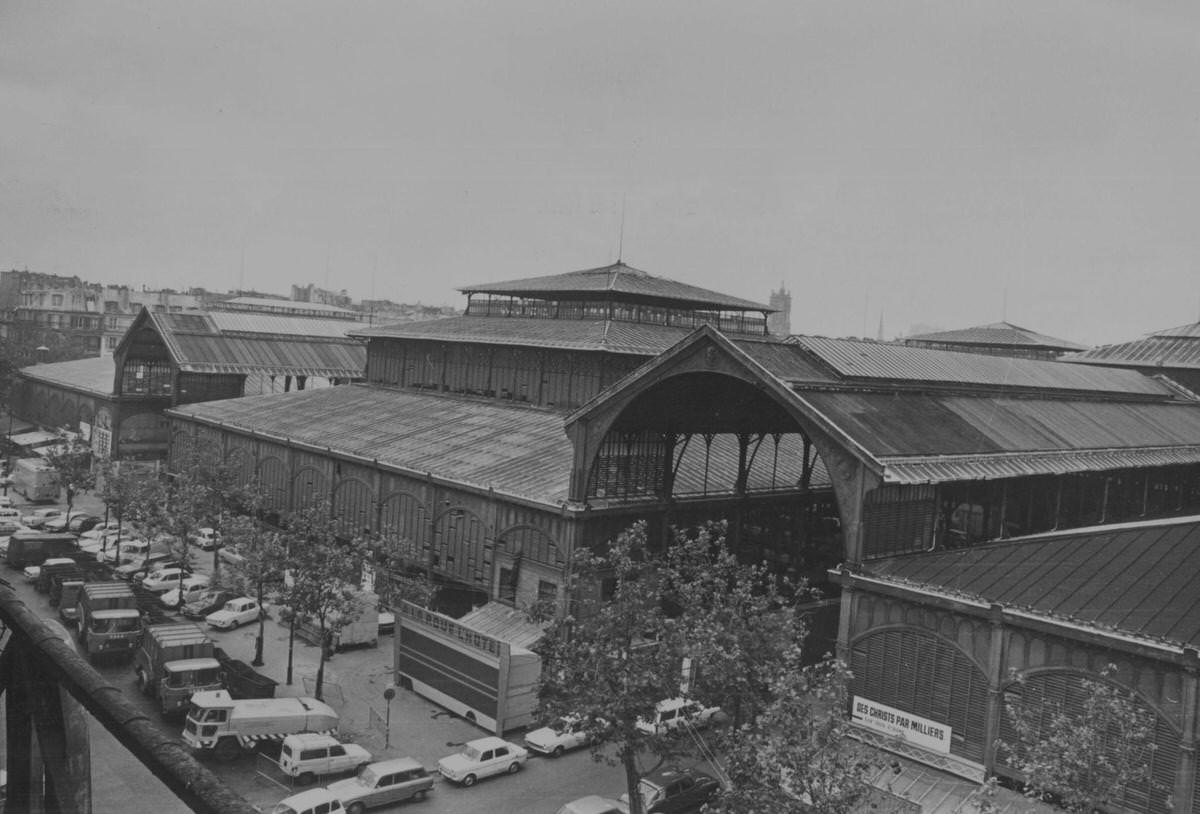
0;583;258;814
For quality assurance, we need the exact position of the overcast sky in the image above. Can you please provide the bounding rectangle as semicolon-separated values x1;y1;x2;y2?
2;1;1197;345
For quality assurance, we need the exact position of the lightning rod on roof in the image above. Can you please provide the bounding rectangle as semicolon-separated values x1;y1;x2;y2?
617;195;626;263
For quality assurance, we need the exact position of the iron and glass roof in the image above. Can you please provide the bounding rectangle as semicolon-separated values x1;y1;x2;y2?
903;321;1086;352
145;309;366;378
458;262;772;311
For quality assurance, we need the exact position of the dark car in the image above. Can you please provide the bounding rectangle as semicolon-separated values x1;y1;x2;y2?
67;514;102;534
622;769;720;814
181;588;237;620
44;512;100;534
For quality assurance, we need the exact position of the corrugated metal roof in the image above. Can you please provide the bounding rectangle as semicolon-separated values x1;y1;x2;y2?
458;262;772;311
794;336;1170;396
880;446;1200;483
459;602;545;649
354;315;706;355
903;322;1086;351
862;516;1200;649
1151;321;1200;339
200;311;361;339
733;339;837;384
220;296;355;315
18;356;115;396
169;385;576;505
799;391;1200;460
171;334;365;378
145;309;367;378
1066;334;1200;370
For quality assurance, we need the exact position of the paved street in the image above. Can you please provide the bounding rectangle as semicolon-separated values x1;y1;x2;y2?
2;491;710;814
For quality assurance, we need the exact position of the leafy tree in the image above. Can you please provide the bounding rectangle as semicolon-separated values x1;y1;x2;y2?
1002;665;1158;812
536;521;694;814
127;442;248;589
367;532;439;611
221;513;289;666
708;657;878;814
280;500;370;700
660;521;807;727
42;432;96;521
95;458;148;554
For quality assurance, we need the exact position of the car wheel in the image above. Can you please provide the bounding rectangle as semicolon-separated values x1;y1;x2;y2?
462;774;477;787
296;771;315;786
136;668;150;695
551;745;565;758
507;761;521;774
348;803;365;814
415;789;428;800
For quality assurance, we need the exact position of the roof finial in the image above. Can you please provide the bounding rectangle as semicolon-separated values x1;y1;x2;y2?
617;194;626;264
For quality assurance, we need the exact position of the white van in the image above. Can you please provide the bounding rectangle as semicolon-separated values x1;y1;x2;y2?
271;788;344;814
279;733;372;786
635;697;723;735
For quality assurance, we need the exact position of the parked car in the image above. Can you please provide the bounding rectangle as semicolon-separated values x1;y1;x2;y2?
327;757;434;813
158;574;213;609
67;514;102;534
218;545;245;567
191;527;219;550
44;512;99;534
181;588;237;621
271;788;345;814
279;733;372;786
0;518;26;536
138;566;193;593
437;736;528;787
23;556;74;583
557;796;630;814
20;508;63;529
635;698;723;736
114;553;179;580
206;596;264;630
620;768;720;814
525;714;598;758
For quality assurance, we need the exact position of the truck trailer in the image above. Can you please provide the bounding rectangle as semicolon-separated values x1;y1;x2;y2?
133;623;222;715
12;457;59;502
182;690;339;761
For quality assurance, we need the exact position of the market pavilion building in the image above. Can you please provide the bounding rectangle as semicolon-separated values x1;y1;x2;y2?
166;264;1200;809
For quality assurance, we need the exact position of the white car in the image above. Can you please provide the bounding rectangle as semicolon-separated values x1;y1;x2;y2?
635;698;723;735
192;527;219;550
524;714;598;757
279;733;372;786
139;566;192;593
158;574;213;609
206;597;264;629
437;736;528;787
21;508;63;529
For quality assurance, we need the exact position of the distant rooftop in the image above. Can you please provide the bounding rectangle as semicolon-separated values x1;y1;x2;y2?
903;321;1086;352
1067;321;1200;370
19;356;115;397
212;296;361;320
459;261;773;312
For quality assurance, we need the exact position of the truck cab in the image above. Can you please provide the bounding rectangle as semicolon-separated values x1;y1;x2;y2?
80;609;143;661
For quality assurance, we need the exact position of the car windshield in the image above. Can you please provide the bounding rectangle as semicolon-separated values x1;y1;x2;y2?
551;718;572;733
638;780;665;805
462;746;482;761
357;767;379;785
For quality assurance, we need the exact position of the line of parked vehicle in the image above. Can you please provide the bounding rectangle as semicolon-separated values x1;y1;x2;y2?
270;697;725;814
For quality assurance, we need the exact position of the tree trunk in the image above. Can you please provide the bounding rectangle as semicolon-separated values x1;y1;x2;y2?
314;620;327;700
622;748;644;814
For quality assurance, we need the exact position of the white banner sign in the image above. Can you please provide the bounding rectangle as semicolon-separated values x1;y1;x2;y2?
852;696;951;754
